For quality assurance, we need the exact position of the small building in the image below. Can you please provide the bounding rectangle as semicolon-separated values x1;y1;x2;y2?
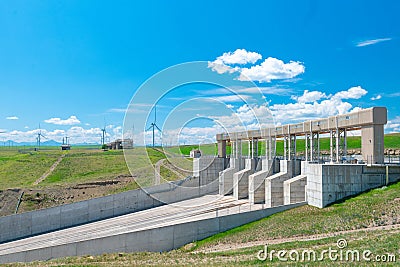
122;139;133;149
61;137;71;150
106;139;133;150
190;149;201;158
61;144;71;151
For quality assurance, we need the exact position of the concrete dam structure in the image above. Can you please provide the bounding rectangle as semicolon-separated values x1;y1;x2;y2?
210;106;400;208
1;106;400;264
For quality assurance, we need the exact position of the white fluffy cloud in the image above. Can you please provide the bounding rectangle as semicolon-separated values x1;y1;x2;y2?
208;49;305;83
6;116;19;120
216;49;262;65
44;115;81;125
2;124;124;144
239;57;305;82
270;86;367;122
386;116;400;133
371;94;382;101
333;86;367;100
291;90;327;103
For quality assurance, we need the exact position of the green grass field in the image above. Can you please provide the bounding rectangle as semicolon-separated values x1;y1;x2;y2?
0;149;62;189
0;147;168;190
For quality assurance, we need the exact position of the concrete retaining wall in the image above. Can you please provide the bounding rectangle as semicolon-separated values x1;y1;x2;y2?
0;176;215;244
193;157;228;189
306;163;400;208
0;202;306;264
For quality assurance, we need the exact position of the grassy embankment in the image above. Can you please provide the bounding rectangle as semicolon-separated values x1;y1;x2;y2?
0;147;171;190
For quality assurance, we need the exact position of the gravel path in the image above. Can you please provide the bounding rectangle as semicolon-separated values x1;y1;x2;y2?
33;154;65;185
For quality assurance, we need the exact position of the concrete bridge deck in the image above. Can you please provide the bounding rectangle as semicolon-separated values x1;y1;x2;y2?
0;195;265;263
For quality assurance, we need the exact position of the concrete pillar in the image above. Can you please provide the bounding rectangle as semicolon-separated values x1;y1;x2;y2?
289;135;296;160
255;139;259;157
311;132;320;162
268;136;272;160
361;125;385;164
236;139;242;159
294;135;296;159
219;140;244;195
317;132;320;161
218;140;226;158
248;139;251;158
335;129;340;162
233;158;256;199
305;133;309;161
344;129;347;157
310;133;314;161
251;139;258;158
283;136;287;160
330;129;334;162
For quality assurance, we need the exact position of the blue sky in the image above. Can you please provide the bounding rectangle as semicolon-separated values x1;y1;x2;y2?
0;0;399;144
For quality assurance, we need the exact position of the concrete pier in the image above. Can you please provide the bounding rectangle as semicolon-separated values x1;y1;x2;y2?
233;158;259;199
264;160;301;208
219;158;244;195
249;158;275;204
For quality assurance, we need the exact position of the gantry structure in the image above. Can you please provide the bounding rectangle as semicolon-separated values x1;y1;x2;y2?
216;107;387;164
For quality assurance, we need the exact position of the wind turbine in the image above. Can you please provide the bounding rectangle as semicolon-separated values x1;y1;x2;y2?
36;125;47;150
101;119;107;146
146;105;162;147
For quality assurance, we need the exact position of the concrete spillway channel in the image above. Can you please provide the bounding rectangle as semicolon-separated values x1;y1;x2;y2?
0;195;305;264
